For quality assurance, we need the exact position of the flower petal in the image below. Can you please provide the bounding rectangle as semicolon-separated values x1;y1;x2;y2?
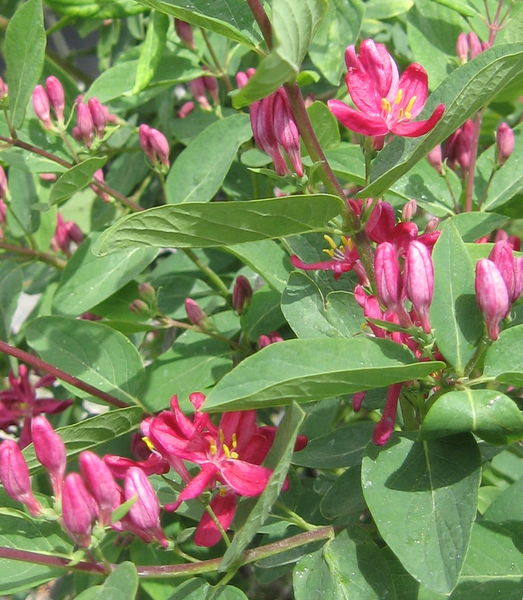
328;100;389;136
346;68;382;115
219;459;272;496
165;463;218;512
392;104;445;137
393;63;429;118
194;491;237;547
358;40;397;98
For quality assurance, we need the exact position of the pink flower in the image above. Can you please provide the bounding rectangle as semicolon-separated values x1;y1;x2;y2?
290;235;359;279
328;39;444;139
61;473;98;547
475;258;510;340
0;440;42;516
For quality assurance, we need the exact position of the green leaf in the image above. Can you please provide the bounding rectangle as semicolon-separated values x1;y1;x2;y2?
24;406;143;473
429;0;480;18
49;157;106;206
292;422;375;468
309;0;363;85
93;195;344;255
169;579;248;600
421;389;523;445
305;101;341;151
440;212;509;241
483;324;523;386
320;465;366;520
282;272;363;338
204;337;444;411
133;12;169;93
44;0;146;17
5;0;46;128
232;0;328;107
0;510;72;595
360;44;523;198
53;234;157;316
362;434;481;594
241;286;285;343
484;476;523;523
134;0;262;47
25;316;145;406
293;529;395;600
481;124;523;210
219;402;306;571
73;562;138;600
0;261;23;341
7;168;40;236
165;114;252;203
430;224;482;375
365;0;413;19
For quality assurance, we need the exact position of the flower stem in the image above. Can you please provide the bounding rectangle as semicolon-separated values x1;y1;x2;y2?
0;240;66;269
182;248;230;299
200;28;233;92
0;340;130;409
463;112;483;212
246;0;272;48
205;503;231;548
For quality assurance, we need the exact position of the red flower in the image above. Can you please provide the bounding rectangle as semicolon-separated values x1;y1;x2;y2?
290;235;359;279
328;39;444;138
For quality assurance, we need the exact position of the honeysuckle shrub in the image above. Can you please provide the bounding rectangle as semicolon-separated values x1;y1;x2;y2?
0;0;522;598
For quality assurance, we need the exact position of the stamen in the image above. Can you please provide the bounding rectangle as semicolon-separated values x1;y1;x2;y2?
322;248;335;258
209;440;217;455
222;443;230;458
394;89;403;104
219;429;224;443
381;98;391;113
231;433;238;449
142;436;156;452
341;236;353;250
323;234;338;250
404;96;417;119
230;451;239;459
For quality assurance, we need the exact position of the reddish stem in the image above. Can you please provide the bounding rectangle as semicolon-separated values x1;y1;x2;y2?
0;241;66;269
0;340;129;409
464;113;482;212
246;0;273;48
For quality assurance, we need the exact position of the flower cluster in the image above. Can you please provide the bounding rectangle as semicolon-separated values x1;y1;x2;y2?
51;213;84;255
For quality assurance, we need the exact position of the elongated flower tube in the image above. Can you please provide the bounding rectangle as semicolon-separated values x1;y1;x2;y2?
375;242;403;311
32;85;53;130
175;19;195;50
328;39;444;139
0;440;42;516
75;102;94;147
373;384;402;446
185;298;207;326
79;451;120;526
62;473;98;547
124;467;168;547
496;122;514;166
87;98;107;137
31;416;66;499
232;275;253;314
489;241;518;303
405;241;434;333
272;89;303;177
475;259;510;340
45;76;65;122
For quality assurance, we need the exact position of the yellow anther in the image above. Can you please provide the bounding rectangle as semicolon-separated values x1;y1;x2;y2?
322;248;335;258
142;436;156;452
404;96;417;119
399;108;404;120
209;440;217;455
381;98;391;113
219;487;227;496
394;89;403;104
341;236;353;251
222;443;231;458
231;432;238;449
230;451;239;459
323;234;338;250
218;429;224;443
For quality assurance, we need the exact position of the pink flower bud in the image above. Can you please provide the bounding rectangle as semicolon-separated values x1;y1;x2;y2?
66;221;84;244
32;85;53;129
148;128;170;167
76;103;94;147
496;122;514;165
39;173;58;182
138;283;156;304
352;391;366;412
0;166;7;201
139;124;153;158
456;32;469;63
514;257;523;302
0;440;42;516
87;97;107;137
257;335;272;349
185;298;206;326
45;76;65;122
427;145;444;174
273;89;303;177
373;384;402;446
175;19;195;50
405;241;434;333
467;32;482;59
129;299;150;315
344;44;359;69
456;120;474;171
124;467;168;547
190;77;211;111
0;77;8;100
203;75;219;105
31;416;66;499
62;473;98;547
79;451;120;526
401;199;417;221
189;392;206;411
424;217;440;234
235;71;249;89
375;242;403;311
177;101;195;119
232;275;253;314
365;200;396;243
251;95;288;176
489;240;518;302
475;258;510;340
90;169;110;203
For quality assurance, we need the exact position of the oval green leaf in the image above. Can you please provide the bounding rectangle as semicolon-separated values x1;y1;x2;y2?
483;324;523;386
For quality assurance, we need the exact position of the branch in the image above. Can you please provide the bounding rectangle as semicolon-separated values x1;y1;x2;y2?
0;241;66;269
0;340;130;409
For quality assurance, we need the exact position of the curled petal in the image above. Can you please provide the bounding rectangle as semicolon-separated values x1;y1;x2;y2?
194;491;237;547
392;63;429;118
165;463;218;512
328;100;389;136
392;104;445;137
346;68;382;115
220;459;272;496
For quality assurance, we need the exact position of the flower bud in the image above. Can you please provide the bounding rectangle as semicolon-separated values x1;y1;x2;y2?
0;440;42;516
87;97;107;137
31;416;66;499
76;103;94;147
0;77;8;100
203;75;219;105
148;128;170;167
232;275;253;314
129;299;151;316
257;335;272;349
475;258;510;340
61;473;97;547
424;217;440;234
177;101;195;119
401;199;417;222
514;257;523;302
427;145;444;174
79;451;120;526
185;298;206;326
405;241;434;333
365;200;396;243
32;85;53;129
138;283;156;305
0;166;7;201
352;391;366;412
456;32;469;63
124;467;168;547
190;77;211;111
251;95;288;176
45;76;65;122
375;242;402;311
175;19;195;50
456;120;474;171
235;71;249;89
489;240;518;303
373;384;402;446
467;32;482;59
496;122;514;166
91;169;110;203
273;90;303;176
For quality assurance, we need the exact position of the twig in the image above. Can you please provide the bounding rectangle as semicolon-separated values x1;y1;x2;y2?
0;241;66;269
